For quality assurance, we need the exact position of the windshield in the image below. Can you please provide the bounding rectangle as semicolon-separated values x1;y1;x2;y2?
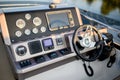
0;0;120;21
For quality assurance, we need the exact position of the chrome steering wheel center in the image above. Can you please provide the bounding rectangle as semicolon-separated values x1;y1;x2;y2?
80;36;92;48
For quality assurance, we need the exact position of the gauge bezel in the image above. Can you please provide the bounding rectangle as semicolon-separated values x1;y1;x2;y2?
33;17;42;26
25;13;31;20
16;19;26;29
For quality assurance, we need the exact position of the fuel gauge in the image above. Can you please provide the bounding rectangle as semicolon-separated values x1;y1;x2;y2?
33;17;42;26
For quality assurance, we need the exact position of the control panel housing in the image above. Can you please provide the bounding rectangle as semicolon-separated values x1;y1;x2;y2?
0;6;83;73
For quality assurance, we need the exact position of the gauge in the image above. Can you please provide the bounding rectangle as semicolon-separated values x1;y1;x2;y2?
15;31;22;37
33;17;42;26
16;19;26;29
32;28;39;34
24;29;31;35
25;13;31;20
40;26;46;32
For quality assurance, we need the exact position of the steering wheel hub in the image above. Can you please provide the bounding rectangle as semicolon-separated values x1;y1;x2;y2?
80;36;92;48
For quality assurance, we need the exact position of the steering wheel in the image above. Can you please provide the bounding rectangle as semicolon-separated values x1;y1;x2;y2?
72;25;104;62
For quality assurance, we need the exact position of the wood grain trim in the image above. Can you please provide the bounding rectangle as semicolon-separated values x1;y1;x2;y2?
0;13;11;45
75;7;83;26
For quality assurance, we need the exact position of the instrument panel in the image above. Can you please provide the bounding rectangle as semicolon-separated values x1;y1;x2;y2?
1;7;81;45
0;7;82;73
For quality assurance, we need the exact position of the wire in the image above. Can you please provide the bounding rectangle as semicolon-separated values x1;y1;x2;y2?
82;61;94;77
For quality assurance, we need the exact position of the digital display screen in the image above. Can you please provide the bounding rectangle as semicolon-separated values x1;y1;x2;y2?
47;12;70;28
43;38;53;47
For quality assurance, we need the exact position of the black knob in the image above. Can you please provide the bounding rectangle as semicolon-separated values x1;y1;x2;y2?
16;46;27;56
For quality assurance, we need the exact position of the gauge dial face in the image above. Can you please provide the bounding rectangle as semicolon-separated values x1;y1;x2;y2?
32;28;39;34
24;29;31;35
33;17;42;26
41;26;46;32
15;31;22;37
16;19;26;29
25;13;31;20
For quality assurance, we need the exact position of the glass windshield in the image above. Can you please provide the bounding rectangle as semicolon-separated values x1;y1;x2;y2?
0;0;120;21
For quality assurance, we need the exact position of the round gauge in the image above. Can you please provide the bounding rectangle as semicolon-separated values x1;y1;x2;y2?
15;31;22;37
24;29;31;35
40;26;46;32
25;13;31;20
33;17;42;26
16;19;26;29
32;28;39;34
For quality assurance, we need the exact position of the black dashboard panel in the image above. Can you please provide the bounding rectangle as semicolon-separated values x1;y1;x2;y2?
5;7;80;44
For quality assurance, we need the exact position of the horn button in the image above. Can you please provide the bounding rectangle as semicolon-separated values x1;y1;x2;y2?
80;36;92;48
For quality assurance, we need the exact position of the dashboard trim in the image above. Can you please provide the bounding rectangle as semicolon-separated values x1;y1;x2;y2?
0;13;11;45
75;7;83;26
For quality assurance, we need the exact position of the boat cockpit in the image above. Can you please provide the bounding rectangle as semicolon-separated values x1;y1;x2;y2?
0;1;120;80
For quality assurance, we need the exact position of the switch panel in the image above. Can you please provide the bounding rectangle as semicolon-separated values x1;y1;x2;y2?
34;56;46;63
59;48;70;55
48;52;58;59
19;59;31;68
56;38;64;46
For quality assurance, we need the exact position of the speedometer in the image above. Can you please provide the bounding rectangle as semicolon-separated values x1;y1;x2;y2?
16;19;26;29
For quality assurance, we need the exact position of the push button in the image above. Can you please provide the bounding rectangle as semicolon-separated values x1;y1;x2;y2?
34;56;46;63
56;38;63;45
59;48;69;55
48;52;58;59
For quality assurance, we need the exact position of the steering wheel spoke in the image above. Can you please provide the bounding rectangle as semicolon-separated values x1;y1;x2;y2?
83;25;93;37
95;40;104;47
90;41;96;47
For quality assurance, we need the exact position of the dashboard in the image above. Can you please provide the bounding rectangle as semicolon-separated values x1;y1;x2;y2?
0;5;109;75
0;7;83;73
0;4;120;80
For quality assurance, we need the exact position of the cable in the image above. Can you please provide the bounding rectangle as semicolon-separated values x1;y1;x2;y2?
107;48;116;68
83;61;94;77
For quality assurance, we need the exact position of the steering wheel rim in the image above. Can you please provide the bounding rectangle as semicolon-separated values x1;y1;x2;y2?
72;25;104;62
